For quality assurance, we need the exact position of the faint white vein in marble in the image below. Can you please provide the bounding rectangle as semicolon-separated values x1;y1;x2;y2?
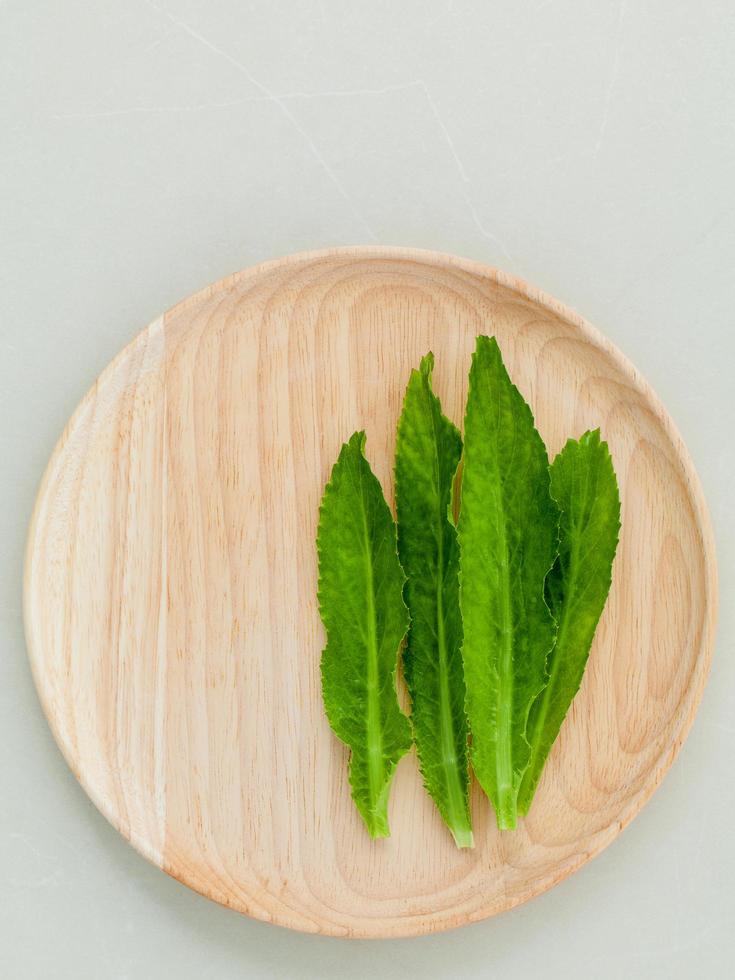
54;82;425;120
418;81;513;260
63;27;177;121
143;0;377;241
59;3;512;260
419;82;469;183
145;25;177;54
462;187;514;260
594;0;627;155
54;98;271;120
283;81;423;101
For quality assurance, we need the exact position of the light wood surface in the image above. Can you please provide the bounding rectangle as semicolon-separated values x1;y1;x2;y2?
24;248;717;938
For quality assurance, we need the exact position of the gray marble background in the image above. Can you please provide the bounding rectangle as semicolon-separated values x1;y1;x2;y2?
1;2;733;977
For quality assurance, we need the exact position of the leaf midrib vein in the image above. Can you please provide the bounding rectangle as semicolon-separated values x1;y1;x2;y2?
427;392;467;836
487;379;517;816
359;466;384;815
526;450;592;775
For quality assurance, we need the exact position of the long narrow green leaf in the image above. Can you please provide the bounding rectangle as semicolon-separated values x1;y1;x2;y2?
458;336;560;830
317;431;412;838
395;354;473;848
518;430;621;815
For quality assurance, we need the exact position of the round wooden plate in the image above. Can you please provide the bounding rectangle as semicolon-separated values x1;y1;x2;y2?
24;248;717;938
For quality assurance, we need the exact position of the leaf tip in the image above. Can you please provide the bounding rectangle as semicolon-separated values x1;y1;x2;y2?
347;429;367;454
474;333;501;356
419;351;435;379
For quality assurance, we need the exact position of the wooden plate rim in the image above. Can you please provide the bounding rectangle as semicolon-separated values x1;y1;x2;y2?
23;246;718;937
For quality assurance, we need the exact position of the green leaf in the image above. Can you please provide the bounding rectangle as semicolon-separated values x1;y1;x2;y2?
395;354;473;848
317;431;412;838
458;336;560;830
518;430;621;815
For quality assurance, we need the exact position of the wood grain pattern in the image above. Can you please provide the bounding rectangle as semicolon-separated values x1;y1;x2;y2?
24;248;717;937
